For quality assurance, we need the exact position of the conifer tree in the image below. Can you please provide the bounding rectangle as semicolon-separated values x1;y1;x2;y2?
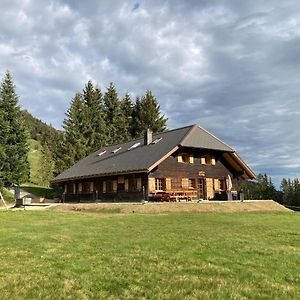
63;93;87;166
121;93;134;138
132;90;167;138
82;81;107;152
104;82;130;143
281;178;300;206
0;71;29;186
0;108;7;188
37;144;54;186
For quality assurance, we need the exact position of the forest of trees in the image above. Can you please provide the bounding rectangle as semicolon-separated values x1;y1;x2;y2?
0;71;299;207
238;173;300;207
0;71;168;187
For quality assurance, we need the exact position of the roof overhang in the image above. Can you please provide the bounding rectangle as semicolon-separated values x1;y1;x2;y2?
222;152;256;180
51;169;148;184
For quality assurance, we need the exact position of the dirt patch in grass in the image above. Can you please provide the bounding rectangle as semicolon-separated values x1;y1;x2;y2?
51;200;289;215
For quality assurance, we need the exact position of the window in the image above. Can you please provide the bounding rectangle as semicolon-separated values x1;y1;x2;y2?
219;179;226;191
182;153;190;163
129;178;137;192
155;178;164;191
112;147;121;153
66;183;75;194
201;155;215;165
128;142;140;150
151;137;162;144
178;153;193;163
98;150;106;156
205;155;212;164
106;180;113;193
188;178;196;189
128;178;142;192
81;182;93;193
117;183;125;192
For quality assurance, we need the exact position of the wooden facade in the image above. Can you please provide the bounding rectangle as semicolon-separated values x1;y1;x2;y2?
55;125;254;202
63;173;148;202
148;148;238;201
62;147;240;202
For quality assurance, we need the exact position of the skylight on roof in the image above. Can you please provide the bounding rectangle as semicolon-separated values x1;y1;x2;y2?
97;150;106;156
112;147;122;153
128;142;141;150
151;137;162;144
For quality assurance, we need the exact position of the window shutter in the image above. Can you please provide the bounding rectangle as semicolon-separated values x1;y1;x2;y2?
189;154;194;164
103;181;106;193
201;156;206;164
211;157;216;165
214;179;220;192
181;178;189;189
166;178;171;190
78;183;82;193
137;178;142;191
113;180;117;192
124;179;129;192
206;178;214;199
178;153;183;163
148;178;155;192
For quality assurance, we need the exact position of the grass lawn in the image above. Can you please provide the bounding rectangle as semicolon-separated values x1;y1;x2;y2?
0;211;299;299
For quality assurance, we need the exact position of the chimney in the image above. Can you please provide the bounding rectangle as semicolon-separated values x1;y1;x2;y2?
144;128;153;145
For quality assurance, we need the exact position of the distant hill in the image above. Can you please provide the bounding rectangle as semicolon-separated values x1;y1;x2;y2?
21;110;64;184
27;139;43;185
21;110;62;143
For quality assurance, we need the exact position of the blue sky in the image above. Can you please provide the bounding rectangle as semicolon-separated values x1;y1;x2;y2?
0;0;300;187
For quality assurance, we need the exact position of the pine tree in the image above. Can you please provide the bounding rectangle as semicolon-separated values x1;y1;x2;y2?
63;93;87;166
132;90;167;138
0;108;7;188
281;178;300;206
0;71;29;186
37;144;54;186
82;81;107;152
121;93;134;138
104;82;130;143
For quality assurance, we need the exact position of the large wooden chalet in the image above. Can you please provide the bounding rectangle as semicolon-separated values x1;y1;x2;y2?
52;124;255;202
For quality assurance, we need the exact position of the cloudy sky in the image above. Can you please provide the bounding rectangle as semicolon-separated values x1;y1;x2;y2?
1;0;300;186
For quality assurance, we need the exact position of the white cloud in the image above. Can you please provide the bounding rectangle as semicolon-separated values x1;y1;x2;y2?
0;0;299;185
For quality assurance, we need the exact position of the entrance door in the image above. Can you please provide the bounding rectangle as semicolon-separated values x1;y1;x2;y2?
198;178;206;200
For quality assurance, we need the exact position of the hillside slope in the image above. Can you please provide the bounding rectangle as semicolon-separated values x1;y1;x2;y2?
27;139;43;185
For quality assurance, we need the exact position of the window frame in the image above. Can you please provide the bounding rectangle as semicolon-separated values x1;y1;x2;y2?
181;153;190;163
188;178;196;189
155;178;164;191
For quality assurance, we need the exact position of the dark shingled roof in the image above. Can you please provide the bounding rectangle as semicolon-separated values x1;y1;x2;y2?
52;124;251;183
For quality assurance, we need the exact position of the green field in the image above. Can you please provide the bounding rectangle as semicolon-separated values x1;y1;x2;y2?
0;211;299;299
27;139;43;185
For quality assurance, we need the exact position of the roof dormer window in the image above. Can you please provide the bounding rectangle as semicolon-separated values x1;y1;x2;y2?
98;150;106;156
112;147;121;153
151;137;163;144
128;142;140;150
